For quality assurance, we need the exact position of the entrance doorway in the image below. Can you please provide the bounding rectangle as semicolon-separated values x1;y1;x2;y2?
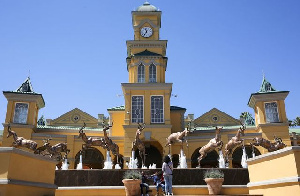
135;143;163;168
191;147;219;168
74;147;104;169
232;145;261;168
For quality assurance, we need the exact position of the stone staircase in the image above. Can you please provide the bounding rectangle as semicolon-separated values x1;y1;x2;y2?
55;185;263;196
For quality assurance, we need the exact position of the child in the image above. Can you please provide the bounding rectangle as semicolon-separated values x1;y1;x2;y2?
152;171;165;196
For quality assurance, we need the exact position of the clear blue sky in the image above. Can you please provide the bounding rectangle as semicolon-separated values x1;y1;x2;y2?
0;0;299;126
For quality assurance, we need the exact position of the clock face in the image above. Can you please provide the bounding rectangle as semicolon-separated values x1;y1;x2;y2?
140;27;153;38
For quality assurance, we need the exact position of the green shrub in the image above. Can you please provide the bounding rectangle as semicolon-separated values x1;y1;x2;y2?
123;170;142;180
203;169;224;179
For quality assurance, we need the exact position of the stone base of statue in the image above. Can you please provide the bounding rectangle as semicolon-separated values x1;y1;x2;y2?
0;147;57;196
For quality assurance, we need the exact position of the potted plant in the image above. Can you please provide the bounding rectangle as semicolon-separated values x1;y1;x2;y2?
122;170;142;196
204;169;224;195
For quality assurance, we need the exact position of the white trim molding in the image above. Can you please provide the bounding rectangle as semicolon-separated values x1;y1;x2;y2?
247;176;300;188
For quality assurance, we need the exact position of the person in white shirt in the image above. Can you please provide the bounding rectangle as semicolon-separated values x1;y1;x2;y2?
162;155;173;196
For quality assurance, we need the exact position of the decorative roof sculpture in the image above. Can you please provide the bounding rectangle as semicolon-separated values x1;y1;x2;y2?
136;1;158;12
258;75;276;93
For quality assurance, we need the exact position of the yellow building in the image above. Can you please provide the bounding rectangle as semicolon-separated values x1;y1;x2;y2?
0;1;294;170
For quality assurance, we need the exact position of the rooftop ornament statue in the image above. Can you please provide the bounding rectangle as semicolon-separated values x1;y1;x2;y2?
132;123;146;167
78;122;108;150
198;127;223;167
224;123;246;164
6;124;37;151
251;136;287;152
34;138;70;162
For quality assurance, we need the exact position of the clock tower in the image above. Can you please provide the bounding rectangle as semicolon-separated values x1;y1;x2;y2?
121;1;173;161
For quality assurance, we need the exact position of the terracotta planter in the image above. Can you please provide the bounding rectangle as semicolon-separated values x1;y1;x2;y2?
204;178;224;195
122;179;141;196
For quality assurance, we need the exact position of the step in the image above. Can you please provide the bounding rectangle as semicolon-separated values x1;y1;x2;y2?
55;185;257;196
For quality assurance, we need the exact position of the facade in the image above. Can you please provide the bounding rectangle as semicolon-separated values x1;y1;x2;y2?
0;2;295;169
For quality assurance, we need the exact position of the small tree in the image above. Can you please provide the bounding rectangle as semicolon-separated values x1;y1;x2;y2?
240;112;255;126
291;117;300;127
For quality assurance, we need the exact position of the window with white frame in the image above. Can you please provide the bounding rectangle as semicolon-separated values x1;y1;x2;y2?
151;96;164;123
138;64;145;83
132;96;144;123
13;103;29;124
149;63;156;83
265;102;279;123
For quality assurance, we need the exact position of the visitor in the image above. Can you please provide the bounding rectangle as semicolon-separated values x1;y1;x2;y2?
151;171;165;196
162;155;173;196
140;171;150;196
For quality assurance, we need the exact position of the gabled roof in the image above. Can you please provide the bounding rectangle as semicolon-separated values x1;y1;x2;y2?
194;108;240;127
50;108;98;127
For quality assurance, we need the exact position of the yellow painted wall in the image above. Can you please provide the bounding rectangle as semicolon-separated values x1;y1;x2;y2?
109;111;125;137
247;146;300;196
0;147;56;196
170;111;184;133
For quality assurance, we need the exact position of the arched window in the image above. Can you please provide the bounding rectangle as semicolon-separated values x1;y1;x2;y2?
138;64;145;83
149;64;156;83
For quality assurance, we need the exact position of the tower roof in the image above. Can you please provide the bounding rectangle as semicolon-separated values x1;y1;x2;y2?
3;77;45;109
136;1;158;12
258;75;276;93
14;77;38;94
247;75;289;108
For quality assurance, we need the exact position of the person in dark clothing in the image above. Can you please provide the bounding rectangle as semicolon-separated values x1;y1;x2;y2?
140;171;150;196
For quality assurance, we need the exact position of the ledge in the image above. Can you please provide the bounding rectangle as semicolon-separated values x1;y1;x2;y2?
0;179;57;189
0;147;57;163
57;185;248;190
247;146;300;164
247;176;300;187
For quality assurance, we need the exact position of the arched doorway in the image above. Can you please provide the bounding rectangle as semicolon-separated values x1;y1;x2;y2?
171;154;179;168
191;147;219;168
135;143;162;168
74;147;104;169
232;145;261;168
113;154;124;169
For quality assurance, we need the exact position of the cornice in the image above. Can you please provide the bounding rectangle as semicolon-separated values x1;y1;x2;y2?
3;91;45;109
257;122;289;128
248;91;289;108
121;83;172;91
126;40;167;56
2;123;35;129
123;124;172;129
